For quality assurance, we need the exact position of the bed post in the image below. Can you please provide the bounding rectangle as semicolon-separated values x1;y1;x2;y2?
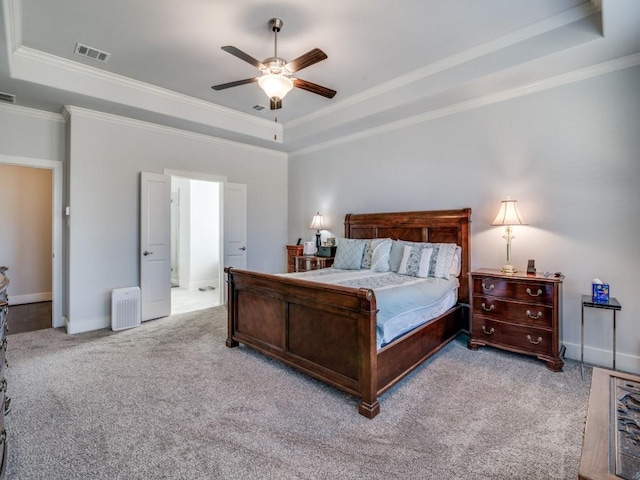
357;288;380;418
224;267;239;348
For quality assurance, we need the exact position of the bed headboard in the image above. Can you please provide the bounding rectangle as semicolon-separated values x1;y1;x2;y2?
344;209;472;304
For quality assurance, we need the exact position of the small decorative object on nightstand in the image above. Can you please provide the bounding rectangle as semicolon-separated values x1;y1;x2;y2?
294;255;334;272
468;268;565;371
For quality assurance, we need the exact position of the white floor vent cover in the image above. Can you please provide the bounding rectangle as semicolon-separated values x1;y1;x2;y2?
111;287;141;331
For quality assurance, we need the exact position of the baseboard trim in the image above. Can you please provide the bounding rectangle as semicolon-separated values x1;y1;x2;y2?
65;316;109;335
8;292;52;305
563;341;640;375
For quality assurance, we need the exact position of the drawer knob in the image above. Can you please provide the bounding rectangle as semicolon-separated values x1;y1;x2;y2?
526;310;543;320
527;335;543;345
481;303;495;312
526;288;543;297
482;326;495;335
482;282;495;291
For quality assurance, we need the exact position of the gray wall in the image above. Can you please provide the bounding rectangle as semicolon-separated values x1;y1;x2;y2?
288;65;640;372
66;108;288;333
0;106;66;161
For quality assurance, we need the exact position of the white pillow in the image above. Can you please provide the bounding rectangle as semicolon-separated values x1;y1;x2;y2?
427;243;458;280
450;246;462;277
367;239;393;272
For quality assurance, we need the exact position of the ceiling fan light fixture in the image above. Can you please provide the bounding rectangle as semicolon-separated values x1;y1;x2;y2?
258;74;293;101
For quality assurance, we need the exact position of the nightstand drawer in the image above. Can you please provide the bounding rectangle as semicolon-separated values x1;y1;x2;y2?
471;317;554;356
473;277;554;305
473;295;553;328
294;256;334;272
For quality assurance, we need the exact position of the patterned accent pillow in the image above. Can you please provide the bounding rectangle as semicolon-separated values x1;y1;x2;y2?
398;245;433;277
333;239;366;270
424;243;458;280
362;238;393;272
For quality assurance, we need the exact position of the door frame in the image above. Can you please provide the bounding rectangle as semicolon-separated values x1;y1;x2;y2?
0;154;63;328
164;169;226;306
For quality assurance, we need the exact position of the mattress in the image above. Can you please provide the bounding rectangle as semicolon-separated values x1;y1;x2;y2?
284;268;459;348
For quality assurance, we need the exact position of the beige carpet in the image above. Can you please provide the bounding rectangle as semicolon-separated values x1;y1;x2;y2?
5;306;590;479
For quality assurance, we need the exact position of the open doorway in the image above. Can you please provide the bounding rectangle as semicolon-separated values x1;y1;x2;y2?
0;155;63;333
169;173;223;314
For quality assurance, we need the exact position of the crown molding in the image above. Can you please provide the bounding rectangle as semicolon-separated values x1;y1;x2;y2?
13;46;274;128
63;105;287;159
290;52;640;158
3;0;283;145
2;0;21;54
286;2;602;130
0;100;65;122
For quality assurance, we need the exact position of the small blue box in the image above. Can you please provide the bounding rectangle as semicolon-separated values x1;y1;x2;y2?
592;283;610;303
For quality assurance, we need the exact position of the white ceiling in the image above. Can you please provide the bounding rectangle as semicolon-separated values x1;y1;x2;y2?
1;0;639;152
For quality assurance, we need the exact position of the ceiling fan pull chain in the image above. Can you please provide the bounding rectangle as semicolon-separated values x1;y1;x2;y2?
274;115;278;140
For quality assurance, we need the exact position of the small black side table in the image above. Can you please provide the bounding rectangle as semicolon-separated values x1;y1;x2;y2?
581;294;622;380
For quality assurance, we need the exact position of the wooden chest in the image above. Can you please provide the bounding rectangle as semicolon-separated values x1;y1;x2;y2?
468;269;564;371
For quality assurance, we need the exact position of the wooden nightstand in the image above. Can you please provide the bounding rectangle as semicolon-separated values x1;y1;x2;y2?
294;256;334;272
468;268;564;371
286;245;304;273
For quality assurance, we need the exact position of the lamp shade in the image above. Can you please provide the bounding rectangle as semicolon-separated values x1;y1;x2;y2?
491;199;527;226
258;74;294;100
309;213;324;230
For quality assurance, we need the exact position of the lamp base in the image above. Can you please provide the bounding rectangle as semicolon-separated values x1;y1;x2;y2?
501;264;517;274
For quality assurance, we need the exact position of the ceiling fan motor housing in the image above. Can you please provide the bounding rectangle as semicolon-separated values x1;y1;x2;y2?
261;57;291;76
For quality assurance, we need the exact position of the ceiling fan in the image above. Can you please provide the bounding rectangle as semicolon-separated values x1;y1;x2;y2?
211;18;336;110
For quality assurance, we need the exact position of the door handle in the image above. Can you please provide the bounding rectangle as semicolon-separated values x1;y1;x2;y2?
239;246;246;251
143;250;154;256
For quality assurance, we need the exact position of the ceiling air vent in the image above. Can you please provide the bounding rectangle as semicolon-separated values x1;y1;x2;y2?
0;92;16;104
74;42;110;63
252;104;267;112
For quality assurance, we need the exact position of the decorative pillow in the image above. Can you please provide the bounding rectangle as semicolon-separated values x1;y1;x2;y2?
362;238;392;272
424;243;459;280
398;245;433;278
389;240;408;272
333;238;365;270
450;246;462;277
390;240;460;279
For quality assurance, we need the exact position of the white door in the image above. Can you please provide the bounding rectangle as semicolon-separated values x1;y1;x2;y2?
224;183;247;269
140;172;171;320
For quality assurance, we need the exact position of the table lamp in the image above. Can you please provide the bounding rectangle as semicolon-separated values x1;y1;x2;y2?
491;198;527;274
309;212;324;255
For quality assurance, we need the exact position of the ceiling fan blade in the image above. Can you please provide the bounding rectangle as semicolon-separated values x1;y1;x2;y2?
211;77;258;90
270;98;282;110
221;46;266;69
294;78;336;99
285;48;327;73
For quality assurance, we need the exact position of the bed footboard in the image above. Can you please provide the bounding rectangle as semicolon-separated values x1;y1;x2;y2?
225;267;381;417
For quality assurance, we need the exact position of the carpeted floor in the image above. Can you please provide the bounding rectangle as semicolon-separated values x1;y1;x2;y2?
5;306;590;479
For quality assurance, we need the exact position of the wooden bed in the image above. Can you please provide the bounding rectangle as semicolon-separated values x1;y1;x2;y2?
225;209;471;418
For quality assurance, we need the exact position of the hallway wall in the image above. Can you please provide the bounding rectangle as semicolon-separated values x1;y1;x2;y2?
0;164;52;304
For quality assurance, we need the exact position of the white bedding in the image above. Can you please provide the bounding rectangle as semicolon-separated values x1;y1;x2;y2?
283;268;459;349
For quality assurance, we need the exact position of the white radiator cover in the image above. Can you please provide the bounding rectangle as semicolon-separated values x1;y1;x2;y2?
111;287;141;331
